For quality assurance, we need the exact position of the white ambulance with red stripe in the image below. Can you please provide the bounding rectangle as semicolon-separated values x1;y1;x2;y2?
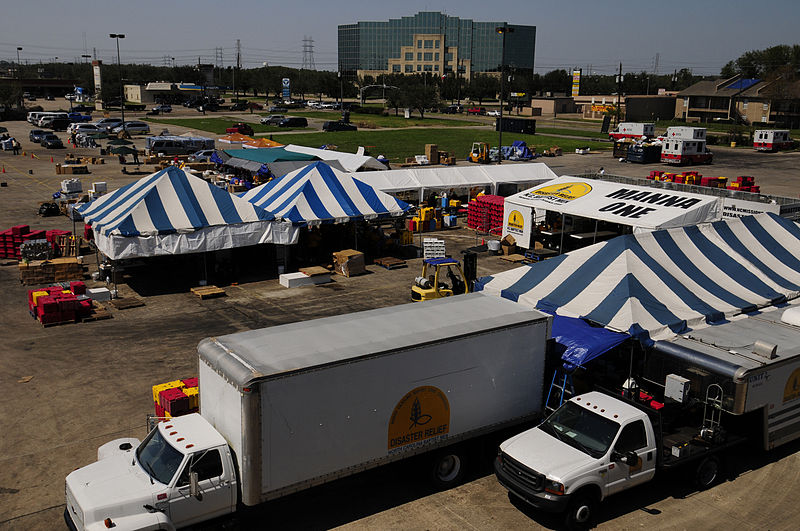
609;122;655;141
660;127;713;165
753;130;794;152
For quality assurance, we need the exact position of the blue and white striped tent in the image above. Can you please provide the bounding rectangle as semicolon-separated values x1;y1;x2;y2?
77;166;280;260
476;213;800;341
239;161;410;226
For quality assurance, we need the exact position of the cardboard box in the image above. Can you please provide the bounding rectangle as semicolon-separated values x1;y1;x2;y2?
332;249;365;277
425;144;440;165
501;234;517;255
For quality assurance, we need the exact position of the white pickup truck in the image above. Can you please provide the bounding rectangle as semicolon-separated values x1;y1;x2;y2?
494;390;744;528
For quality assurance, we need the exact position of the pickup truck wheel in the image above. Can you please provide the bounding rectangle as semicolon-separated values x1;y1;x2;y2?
429;451;465;489
695;456;721;490
565;494;596;530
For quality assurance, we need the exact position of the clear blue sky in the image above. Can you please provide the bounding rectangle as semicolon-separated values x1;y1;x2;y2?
1;0;798;76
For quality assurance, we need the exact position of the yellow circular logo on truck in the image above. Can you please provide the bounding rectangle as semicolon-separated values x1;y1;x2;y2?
388;386;450;452
531;182;593;201
783;368;800;403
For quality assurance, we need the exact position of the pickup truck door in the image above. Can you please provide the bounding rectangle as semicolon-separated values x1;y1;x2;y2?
604;419;657;496
167;448;234;527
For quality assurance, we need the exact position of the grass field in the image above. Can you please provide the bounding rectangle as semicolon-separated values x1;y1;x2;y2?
267;110;484;129
143;116;306;134
272;128;609;163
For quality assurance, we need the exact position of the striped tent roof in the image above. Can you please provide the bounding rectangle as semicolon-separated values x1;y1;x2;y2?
76;166;274;237
239;161;410;225
476;213;800;341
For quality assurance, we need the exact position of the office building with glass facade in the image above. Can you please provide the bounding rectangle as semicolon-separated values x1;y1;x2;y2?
338;12;535;80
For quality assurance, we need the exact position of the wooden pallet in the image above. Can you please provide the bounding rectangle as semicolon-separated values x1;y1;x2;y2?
374;256;407;270
42;318;77;328
191;285;226;300
108;297;145;310
500;253;527;263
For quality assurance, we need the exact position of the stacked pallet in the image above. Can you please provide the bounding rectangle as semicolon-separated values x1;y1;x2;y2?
19;257;84;285
0;226;47;260
152;378;200;419
423;237;446;259
467;195;505;235
27;282;92;326
727;176;760;193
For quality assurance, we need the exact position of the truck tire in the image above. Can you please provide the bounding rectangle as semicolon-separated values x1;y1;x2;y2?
695;456;721;490
564;493;597;530
429;450;465;489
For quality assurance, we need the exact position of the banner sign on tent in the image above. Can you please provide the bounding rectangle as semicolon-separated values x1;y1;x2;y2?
504;176;721;236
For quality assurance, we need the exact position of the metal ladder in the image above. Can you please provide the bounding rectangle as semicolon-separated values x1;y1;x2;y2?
545;370;575;414
703;384;724;434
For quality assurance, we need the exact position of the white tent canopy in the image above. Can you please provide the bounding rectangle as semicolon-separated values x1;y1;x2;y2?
282;144;386;172
355;162;557;199
505;175;722;233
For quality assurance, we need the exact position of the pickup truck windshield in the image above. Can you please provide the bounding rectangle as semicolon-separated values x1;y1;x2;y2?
136;428;184;485
542;402;619;458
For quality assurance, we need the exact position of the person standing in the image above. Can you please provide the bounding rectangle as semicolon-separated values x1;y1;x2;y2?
12;138;20;155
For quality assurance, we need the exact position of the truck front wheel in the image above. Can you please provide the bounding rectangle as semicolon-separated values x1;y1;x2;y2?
564;493;597;530
429;451;465;489
695;456;721;490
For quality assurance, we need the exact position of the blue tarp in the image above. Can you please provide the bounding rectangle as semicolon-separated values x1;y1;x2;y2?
551;315;628;372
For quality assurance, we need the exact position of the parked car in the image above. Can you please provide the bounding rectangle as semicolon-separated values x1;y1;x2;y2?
50;118;71;132
152;104;172;113
229;102;250;112
322;121;357;132
268;106;288;113
467;107;487;115
29;129;47;143
71;104;93;113
67;112;93;123
110;121;150;134
67;123;101;136
225;122;254;136
41;134;64;149
93;118;123;131
487;110;501;117
260;114;285;126
441;104;463;114
188;149;217;162
44;94;55;101
278;117;308;128
198;103;220;112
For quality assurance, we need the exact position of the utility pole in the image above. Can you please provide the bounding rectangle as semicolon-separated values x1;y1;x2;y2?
615;62;623;126
234;39;241;102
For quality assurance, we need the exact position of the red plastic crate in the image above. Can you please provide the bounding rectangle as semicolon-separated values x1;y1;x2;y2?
159;388;190;416
39;313;62;325
181;377;198;388
11;225;29;236
70;281;87;295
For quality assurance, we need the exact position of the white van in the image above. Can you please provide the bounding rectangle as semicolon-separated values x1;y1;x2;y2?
37;112;69;127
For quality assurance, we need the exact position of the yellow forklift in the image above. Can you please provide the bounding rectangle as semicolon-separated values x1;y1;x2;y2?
468;142;490;164
411;257;471;301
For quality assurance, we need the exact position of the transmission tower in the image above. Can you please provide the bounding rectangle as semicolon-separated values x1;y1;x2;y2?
653;52;660;76
302;36;316;70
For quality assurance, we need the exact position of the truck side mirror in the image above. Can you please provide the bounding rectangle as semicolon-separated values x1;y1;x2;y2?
189;471;200;499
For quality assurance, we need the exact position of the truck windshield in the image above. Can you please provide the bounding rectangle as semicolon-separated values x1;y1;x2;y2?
541;402;620;458
136;427;184;485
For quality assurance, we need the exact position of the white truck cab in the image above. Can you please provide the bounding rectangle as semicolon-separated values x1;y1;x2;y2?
495;392;657;527
65;414;237;531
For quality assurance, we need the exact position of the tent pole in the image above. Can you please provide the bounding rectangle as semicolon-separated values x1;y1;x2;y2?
559;213;566;255
593;219;598;244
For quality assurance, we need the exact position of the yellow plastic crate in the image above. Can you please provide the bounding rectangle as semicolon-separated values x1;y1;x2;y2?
152;380;185;404
400;230;413;245
184;387;199;410
420;207;434;221
31;290;49;307
449;199;462;208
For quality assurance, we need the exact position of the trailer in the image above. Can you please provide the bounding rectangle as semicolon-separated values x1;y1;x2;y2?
664;126;706;141
65;294;551;530
608;122;654;141
753;129;794;152
145;135;216;156
660;138;712;165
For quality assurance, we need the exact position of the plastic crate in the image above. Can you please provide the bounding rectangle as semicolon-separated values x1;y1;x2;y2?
160;388;190;416
152;380;185;404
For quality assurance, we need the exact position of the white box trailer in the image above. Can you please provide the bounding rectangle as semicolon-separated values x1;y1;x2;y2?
608;122;655;141
753;129;794;152
660;138;713;165
66;294;551;530
145;135;216;156
199;293;551;505
665;126;706;141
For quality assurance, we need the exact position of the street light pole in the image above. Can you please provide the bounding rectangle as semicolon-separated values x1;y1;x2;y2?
109;34;126;131
495;25;514;165
16;47;22;108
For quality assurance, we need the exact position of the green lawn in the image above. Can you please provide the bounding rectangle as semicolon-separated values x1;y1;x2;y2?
143;116;308;134
274;110;483;129
272;128;608;163
536;127;608;139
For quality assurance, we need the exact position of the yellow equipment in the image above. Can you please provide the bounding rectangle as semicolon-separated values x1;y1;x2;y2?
468;142;490;164
411;257;470;302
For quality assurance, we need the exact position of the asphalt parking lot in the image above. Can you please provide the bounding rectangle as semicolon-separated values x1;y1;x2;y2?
2;117;800;530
